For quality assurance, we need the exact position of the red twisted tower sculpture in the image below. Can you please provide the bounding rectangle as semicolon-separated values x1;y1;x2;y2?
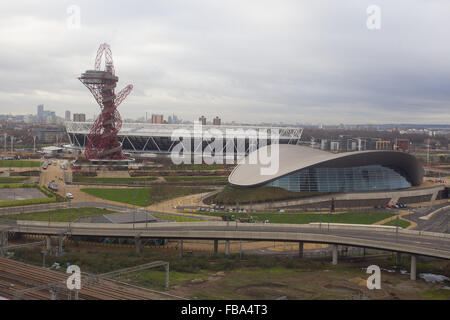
79;43;133;160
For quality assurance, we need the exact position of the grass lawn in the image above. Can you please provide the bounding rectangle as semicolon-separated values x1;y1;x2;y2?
211;185;326;205
191;210;395;225
383;218;411;229
165;176;228;182
0;207;116;222
0;160;41;167
153;213;202;222
0;177;28;183
73;177;158;184
170;164;225;171
81;186;213;207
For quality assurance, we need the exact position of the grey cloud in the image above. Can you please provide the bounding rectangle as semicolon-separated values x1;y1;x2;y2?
0;0;449;124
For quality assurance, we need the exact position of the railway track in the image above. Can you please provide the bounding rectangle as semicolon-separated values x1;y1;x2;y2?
0;258;180;300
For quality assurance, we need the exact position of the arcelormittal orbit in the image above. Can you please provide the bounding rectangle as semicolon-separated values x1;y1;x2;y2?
79;43;133;160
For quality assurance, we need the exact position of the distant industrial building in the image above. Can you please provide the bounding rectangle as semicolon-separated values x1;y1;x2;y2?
151;114;164;124
376;140;391;150
315;136;401;153
32;127;66;144
395;138;409;152
213;116;221;125
73;113;86;122
199;116;206;125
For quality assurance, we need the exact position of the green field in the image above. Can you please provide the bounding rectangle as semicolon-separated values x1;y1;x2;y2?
165;176;228;183
153;213;202;222
0;160;41;167
0;207;115;222
170;164;225;171
383;218;411;229
0;177;28;183
81;186;213;207
73;177;158;184
192;211;395;225
211;185;326;205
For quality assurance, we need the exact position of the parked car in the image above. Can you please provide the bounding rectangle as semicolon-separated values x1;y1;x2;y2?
48;181;58;191
397;203;407;208
66;192;74;199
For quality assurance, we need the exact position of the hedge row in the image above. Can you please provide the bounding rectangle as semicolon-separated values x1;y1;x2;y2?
0;196;57;208
0;183;37;189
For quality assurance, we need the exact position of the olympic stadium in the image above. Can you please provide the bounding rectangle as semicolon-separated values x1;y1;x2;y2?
65;121;303;157
229;144;424;193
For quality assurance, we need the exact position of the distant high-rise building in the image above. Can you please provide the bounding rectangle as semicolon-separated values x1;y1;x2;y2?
168;114;180;124
73;113;86;122
213;116;221;125
151;114;164;124
37;104;44;121
65;110;71;121
199;116;206;125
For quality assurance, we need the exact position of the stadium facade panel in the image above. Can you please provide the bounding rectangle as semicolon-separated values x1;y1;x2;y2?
229;144;423;192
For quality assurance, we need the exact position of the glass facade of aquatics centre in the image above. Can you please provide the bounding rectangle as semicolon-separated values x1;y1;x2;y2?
265;165;412;193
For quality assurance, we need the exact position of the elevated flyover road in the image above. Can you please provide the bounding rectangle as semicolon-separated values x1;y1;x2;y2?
3;221;450;260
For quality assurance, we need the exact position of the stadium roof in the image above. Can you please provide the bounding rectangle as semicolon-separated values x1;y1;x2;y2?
228;144;424;187
65;121;303;140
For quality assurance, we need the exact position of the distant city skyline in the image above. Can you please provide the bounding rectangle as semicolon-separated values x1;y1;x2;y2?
0;1;449;125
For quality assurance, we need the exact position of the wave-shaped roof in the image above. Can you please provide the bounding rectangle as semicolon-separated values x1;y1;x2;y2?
228;144;423;187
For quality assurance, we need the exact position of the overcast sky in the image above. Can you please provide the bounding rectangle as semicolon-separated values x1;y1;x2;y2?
0;0;449;125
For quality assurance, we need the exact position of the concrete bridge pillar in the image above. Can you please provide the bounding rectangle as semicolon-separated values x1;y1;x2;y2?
56;235;64;257
239;240;243;259
135;236;142;255
73;236;79;247
0;231;7;247
45;236;52;253
396;252;402;265
298;241;304;258
0;232;7;257
331;245;338;265
179;240;184;258
164;264;170;290
410;255;417;281
213;240;218;254
225;240;230;255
